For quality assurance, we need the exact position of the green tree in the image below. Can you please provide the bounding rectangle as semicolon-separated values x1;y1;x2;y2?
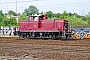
68;12;73;17
2;17;10;26
55;13;61;18
9;17;17;26
46;11;53;19
18;13;28;25
0;10;4;26
66;15;87;25
39;11;44;14
86;12;90;24
8;10;17;16
60;11;68;19
18;13;27;20
53;13;57;18
24;5;39;16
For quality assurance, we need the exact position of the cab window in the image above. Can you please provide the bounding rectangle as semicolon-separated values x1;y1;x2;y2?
29;16;38;21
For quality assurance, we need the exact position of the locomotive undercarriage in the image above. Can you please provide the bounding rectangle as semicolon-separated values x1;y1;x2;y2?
18;31;72;40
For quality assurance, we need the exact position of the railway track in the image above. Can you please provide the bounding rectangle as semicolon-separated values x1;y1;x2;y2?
0;37;90;48
0;44;90;53
0;37;90;45
0;37;90;60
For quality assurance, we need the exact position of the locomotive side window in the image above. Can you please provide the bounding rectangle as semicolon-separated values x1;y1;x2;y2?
28;14;47;21
34;16;38;21
29;17;33;21
39;16;43;20
29;16;39;21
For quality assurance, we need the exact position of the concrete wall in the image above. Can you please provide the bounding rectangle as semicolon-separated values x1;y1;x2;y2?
0;26;17;36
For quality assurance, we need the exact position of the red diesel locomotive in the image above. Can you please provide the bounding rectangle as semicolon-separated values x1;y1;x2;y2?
14;14;72;39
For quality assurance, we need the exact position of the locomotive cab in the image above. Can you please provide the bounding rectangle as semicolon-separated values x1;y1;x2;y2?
28;14;47;21
28;16;39;21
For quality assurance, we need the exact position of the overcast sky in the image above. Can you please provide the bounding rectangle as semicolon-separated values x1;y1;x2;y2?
0;0;90;15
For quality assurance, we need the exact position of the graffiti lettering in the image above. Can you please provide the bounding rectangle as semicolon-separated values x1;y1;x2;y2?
0;26;14;36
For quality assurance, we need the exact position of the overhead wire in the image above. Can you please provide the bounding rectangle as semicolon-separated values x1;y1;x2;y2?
0;2;90;8
1;4;90;9
0;0;90;14
1;4;90;11
0;0;43;4
37;2;90;7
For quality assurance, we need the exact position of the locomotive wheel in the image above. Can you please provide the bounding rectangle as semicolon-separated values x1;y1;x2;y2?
52;34;56;40
22;34;25;38
22;33;27;39
26;34;30;39
62;36;66;40
20;33;24;38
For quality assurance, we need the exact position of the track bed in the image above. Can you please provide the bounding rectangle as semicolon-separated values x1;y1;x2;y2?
0;37;90;60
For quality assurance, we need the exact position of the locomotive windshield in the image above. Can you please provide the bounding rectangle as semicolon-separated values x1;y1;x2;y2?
28;14;47;21
39;16;43;20
34;16;38;21
29;16;38;21
39;15;47;20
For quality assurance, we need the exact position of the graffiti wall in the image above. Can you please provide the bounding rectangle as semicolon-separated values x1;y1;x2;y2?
0;26;16;36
